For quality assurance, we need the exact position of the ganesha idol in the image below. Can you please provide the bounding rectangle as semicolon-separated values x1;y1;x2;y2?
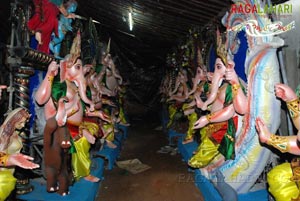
35;32;100;195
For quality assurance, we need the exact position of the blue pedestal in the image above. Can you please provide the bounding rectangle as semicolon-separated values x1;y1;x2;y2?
114;132;123;147
160;106;169;132
168;129;184;146
116;124;129;140
238;189;268;201
194;169;223;201
177;134;269;201
177;138;199;163
194;169;268;201
96;132;123;170
17;158;105;201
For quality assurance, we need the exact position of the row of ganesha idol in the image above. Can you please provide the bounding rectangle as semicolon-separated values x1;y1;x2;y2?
160;51;300;200
0;32;129;200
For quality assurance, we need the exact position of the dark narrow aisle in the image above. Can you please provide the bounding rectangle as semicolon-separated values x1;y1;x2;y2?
96;118;203;201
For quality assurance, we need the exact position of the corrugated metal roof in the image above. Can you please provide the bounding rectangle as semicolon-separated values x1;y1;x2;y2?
76;0;231;65
75;0;289;66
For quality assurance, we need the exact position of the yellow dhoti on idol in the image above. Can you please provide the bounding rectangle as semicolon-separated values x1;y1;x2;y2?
103;123;114;142
167;104;177;128
0;170;16;200
0;154;17;199
188;122;227;168
119;106;128;125
189;128;219;168
268;162;299;201
188;113;238;168
184;111;198;141
68;121;99;180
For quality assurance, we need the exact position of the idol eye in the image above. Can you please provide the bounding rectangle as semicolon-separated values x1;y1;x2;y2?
75;64;80;69
216;64;222;69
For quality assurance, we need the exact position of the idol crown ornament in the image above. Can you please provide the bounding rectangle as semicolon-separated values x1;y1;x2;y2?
216;28;228;66
70;30;81;65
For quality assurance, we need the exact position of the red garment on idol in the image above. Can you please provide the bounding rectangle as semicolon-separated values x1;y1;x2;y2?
210;115;238;144
27;0;59;53
67;117;104;140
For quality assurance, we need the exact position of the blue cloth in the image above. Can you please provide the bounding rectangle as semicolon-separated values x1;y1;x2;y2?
49;0;63;6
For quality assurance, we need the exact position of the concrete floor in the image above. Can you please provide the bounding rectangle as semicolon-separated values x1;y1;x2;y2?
96;118;203;201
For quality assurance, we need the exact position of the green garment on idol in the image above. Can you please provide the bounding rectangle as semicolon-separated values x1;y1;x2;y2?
218;81;246;160
95;64;103;74
51;75;91;111
203;81;210;94
51;75;67;103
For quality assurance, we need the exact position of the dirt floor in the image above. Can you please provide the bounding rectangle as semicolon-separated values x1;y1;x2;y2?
96;117;203;201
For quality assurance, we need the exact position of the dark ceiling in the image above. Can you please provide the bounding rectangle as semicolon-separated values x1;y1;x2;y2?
75;0;287;67
76;0;231;67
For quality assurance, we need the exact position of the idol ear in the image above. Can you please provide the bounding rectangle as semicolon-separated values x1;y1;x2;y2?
83;64;93;75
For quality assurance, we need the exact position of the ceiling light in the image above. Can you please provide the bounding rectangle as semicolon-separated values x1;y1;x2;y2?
128;9;133;31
